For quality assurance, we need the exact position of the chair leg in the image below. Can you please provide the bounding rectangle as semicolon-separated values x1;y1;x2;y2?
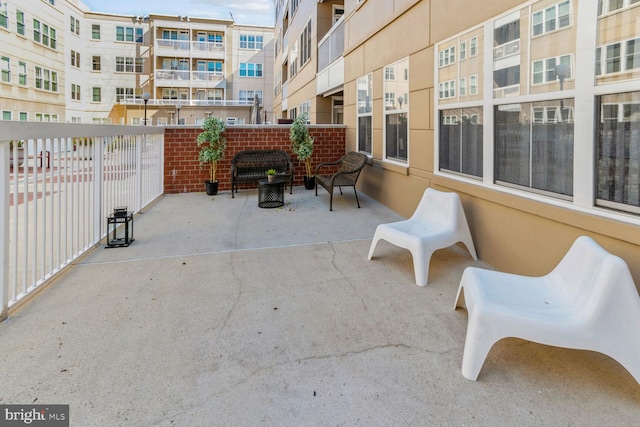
461;316;500;381
353;187;361;208
367;232;382;260
329;187;334;211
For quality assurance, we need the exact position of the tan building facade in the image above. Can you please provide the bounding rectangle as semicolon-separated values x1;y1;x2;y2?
336;0;640;282
1;0;274;125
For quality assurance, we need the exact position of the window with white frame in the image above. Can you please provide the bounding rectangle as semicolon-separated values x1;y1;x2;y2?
439;46;456;67
2;111;11;121
71;84;81;101
1;57;10;83
1;8;7;29
460;41;467;60
357;73;373;155
116;87;134;102
71;50;80;68
596;38;640;75
470;36;478;56
35;66;57;92
299;20;312;67
598;0;640;15
300;101;310;119
240;62;263;77
239;90;263;103
384;57;409;162
18;62;26;85
92;56;101;71
532;55;572;84
240;34;264;49
469;75;478;94
92;87;101;102
439;107;483;178
17;11;25;35
459;77;467;96
116;26;135;42
70;16;80;36
532;1;571;36
439;80;456;99
91;24;100;40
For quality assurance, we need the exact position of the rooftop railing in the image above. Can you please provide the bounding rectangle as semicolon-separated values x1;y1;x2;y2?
1;123;165;321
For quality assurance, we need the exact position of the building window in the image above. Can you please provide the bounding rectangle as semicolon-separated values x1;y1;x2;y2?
439;80;456;99
116;26;135;42
0;8;7;29
598;0;640;15
532;1;571;37
136;27;143;43
17;11;25;35
299;20;312;67
240;34;264;49
70;16;80;36
71;84;81;101
470;36;477;57
459;77;467;96
439;108;483;178
116;57;142;73
384;58;409;162
2;111;11;121
19;112;28;121
1;57;10;83
34;66;57;92
596;38;640;75
469;75;478;94
240;63;263;77
460;41;467;60
596;91;640;211
33;19;41;43
92;24;100;40
71;50;80;68
357;73;373;155
92;56;101;71
92;87;101;102
439;46;456;67
18;61;26;85
300;101;311;119
532;55;572;84
116;87;134;102
239;90;263;103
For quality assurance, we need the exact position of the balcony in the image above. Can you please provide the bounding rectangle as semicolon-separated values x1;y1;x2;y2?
2;124;638;425
155;39;225;60
154;69;226;89
316;16;345;96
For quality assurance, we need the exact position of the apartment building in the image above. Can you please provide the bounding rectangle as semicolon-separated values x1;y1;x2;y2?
333;0;640;280
0;0;274;125
273;0;345;123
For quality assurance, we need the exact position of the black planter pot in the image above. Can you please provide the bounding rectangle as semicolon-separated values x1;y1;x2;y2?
205;180;219;195
303;176;315;190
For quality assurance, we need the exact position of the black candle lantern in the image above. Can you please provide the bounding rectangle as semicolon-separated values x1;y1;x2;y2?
106;206;134;248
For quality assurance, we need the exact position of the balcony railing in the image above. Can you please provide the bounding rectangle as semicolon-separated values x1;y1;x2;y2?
155;69;224;83
1;123;164;320
318;16;344;71
156;39;224;53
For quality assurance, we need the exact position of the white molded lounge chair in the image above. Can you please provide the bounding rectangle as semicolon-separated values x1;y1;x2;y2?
454;235;640;384
368;188;478;286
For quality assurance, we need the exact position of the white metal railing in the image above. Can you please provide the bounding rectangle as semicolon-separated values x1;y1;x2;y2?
155;69;224;83
1;123;165;321
156;39;224;53
318;17;345;71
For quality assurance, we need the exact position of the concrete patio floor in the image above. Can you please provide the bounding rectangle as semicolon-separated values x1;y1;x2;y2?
1;187;639;426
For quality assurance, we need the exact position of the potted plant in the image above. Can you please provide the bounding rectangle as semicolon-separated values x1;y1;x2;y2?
266;168;277;183
290;113;315;189
197;116;226;195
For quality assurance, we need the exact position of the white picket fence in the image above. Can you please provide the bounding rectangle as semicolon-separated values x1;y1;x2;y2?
0;122;165;320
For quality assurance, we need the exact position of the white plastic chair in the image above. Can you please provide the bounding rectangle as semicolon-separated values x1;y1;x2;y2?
454;235;640;384
367;188;478;286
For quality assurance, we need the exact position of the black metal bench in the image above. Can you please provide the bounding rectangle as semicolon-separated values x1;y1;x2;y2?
231;150;294;198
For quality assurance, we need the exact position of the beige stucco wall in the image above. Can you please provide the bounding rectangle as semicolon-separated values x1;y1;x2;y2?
343;0;640;286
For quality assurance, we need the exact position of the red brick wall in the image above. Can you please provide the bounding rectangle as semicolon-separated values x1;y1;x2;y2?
164;125;346;194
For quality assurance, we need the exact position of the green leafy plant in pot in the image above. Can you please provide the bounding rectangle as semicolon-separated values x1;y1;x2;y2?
197;116;226;195
290;113;315;189
266;168;277;183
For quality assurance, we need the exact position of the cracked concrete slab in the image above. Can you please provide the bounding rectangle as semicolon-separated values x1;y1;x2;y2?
1;189;640;425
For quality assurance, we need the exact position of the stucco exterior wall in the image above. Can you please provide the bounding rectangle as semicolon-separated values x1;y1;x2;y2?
342;0;640;286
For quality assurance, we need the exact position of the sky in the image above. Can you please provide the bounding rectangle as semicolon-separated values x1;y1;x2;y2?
82;0;275;27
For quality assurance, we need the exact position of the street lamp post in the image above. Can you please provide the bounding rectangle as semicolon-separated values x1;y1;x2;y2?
176;103;182;125
142;92;150;126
